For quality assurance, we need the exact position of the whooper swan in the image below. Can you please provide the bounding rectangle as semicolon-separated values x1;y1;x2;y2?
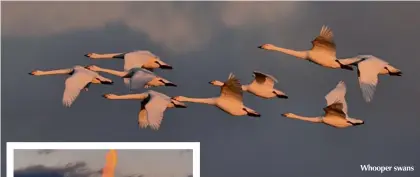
103;90;187;130
209;71;288;99
29;65;113;107
282;81;364;128
87;65;176;91
173;73;261;117
84;50;172;85
258;25;359;70
344;55;402;102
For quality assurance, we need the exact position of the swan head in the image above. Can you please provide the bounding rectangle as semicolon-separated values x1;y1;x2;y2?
154;60;173;70
281;113;296;118
84;53;100;59
102;94;118;99
96;77;114;85
242;108;261;117
258;44;276;51
85;65;101;72
208;80;224;86
171;96;187;102
171;100;187;108
158;78;177;87
28;70;43;75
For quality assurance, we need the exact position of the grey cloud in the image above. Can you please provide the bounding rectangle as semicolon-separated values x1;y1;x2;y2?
14;162;146;177
14;162;98;177
2;2;301;53
37;150;56;155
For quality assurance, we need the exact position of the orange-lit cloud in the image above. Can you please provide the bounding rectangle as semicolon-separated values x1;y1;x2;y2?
102;149;117;177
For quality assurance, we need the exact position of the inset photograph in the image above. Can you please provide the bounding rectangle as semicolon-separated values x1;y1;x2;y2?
7;142;199;177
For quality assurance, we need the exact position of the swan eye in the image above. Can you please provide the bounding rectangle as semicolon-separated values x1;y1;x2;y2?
159;79;165;83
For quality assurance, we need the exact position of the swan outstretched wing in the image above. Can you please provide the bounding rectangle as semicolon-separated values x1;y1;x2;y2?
357;56;388;102
129;69;156;91
220;73;243;103
325;81;348;116
138;98;149;128
323;102;347;119
251;71;278;87
311;25;336;54
124;50;157;71
62;68;95;107
145;91;171;130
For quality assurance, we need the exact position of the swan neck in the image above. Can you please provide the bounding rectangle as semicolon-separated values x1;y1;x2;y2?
97;68;126;77
92;53;124;59
272;46;308;59
288;114;321;123
109;94;146;100
182;97;216;105
38;69;71;75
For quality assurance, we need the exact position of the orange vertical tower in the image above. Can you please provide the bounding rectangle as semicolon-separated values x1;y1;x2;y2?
102;149;117;177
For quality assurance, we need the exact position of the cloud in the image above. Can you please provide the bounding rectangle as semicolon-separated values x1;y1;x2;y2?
37;150;56;155
14;162;189;177
14;162;98;177
179;149;193;156
14;162;146;177
2;2;301;53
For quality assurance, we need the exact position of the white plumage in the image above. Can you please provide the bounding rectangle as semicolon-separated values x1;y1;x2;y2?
30;65;113;107
103;90;187;130
356;55;390;102
325;80;348;116
84;50;173;85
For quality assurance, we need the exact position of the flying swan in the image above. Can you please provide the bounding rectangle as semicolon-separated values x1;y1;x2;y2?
172;73;261;117
29;65;114;107
87;65;176;91
282;81;364;128
258;25;359;70
84;50;173;85
344;55;402;102
103;90;187;130
209;71;288;99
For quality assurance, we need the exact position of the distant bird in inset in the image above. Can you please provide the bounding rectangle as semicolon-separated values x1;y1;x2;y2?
209;71;288;99
87;65;176;91
282;81;364;128
103;90;187;130
258;25;359;70
173;73;261;117
343;55;402;102
29;65;113;107
84;50;173;85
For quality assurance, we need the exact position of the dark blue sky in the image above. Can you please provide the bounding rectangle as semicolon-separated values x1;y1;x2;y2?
2;2;420;177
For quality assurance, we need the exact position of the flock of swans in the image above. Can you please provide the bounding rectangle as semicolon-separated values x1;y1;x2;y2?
29;25;402;130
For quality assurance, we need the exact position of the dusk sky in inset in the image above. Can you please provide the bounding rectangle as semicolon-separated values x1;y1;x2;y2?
13;149;192;177
2;2;420;177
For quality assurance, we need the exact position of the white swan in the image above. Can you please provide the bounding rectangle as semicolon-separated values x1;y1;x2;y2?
29;65;114;107
209;71;288;99
344;55;402;102
258;25;359;70
86;65;176;91
282;81;364;128
103;90;187;130
172;73;261;117
84;50;173;85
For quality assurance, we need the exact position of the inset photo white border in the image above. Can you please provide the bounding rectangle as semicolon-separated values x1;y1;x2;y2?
7;142;200;177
